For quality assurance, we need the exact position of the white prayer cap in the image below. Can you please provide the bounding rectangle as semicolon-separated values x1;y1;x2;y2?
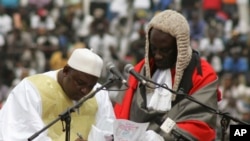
68;48;103;77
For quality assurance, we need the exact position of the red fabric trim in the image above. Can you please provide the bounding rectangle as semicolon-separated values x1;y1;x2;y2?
177;120;216;141
189;59;222;101
176;59;218;140
114;60;145;119
189;59;217;94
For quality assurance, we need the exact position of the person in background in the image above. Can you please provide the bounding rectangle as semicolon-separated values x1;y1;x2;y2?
114;10;221;141
0;79;9;109
88;21;118;82
0;48;115;141
21;44;46;73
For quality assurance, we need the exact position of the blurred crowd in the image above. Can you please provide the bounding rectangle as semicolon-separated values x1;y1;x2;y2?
0;0;250;140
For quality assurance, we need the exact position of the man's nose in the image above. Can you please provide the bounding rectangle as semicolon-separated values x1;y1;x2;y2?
154;50;163;59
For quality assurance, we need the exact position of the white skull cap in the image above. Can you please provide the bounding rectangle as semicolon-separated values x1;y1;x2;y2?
68;48;103;77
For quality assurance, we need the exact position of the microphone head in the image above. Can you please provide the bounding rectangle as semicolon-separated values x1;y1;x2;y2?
124;64;134;73
106;62;115;70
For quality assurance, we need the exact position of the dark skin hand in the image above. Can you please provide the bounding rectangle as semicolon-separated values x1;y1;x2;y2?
58;66;98;101
149;28;178;70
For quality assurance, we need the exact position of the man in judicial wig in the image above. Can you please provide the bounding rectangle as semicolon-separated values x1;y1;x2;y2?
114;9;221;141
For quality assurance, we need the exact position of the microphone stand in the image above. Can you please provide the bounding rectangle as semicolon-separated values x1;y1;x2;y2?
28;78;117;141
143;78;249;141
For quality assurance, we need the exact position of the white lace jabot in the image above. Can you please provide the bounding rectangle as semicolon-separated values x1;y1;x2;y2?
147;69;172;112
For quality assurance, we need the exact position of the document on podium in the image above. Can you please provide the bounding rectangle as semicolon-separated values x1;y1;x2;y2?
113;119;149;141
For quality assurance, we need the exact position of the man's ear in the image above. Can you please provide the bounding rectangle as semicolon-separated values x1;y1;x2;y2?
62;65;71;75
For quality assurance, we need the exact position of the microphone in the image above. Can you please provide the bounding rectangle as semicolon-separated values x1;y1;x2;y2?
161;118;196;141
124;64;147;85
107;62;127;85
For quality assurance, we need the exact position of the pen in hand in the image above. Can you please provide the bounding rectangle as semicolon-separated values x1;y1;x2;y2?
75;132;86;141
77;132;83;139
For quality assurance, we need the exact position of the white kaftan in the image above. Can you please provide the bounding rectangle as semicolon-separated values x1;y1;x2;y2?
0;70;115;141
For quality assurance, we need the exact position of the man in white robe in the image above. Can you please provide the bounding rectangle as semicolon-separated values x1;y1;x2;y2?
0;48;115;141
